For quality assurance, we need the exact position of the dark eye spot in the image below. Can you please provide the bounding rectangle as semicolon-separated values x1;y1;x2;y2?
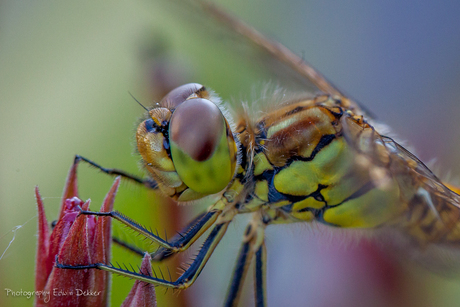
170;98;224;161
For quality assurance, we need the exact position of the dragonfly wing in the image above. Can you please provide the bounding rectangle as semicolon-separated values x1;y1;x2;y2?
198;0;386;122
341;114;460;272
149;0;340;96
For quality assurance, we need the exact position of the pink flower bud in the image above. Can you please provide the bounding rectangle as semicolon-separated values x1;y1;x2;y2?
35;163;119;307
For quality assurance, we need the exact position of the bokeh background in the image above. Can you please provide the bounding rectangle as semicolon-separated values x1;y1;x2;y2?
2;0;460;306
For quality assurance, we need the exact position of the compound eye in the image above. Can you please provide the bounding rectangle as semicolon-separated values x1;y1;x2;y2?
170;98;222;161
159;83;206;109
169;98;236;195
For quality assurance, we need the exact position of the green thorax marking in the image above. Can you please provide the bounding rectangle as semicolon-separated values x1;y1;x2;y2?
237;99;402;228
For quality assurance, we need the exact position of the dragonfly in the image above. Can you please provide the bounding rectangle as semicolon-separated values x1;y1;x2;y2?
57;0;460;306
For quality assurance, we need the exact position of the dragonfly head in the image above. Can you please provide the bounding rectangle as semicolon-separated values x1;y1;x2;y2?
136;83;237;201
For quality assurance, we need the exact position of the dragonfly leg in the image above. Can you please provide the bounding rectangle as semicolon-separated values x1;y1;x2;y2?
254;242;267;307
74;155;157;189
112;236;146;257
57;208;236;289
79;206;222;254
150;211;212;260
112;212;208;258
224;214;266;307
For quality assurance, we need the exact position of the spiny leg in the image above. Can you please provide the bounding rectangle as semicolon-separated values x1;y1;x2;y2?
79;206;221;254
74;155;157;189
150;211;209;260
111;212;208;258
224;215;266;307
56;208;236;289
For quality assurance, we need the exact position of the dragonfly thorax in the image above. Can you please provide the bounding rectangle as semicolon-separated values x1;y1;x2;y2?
231;95;403;228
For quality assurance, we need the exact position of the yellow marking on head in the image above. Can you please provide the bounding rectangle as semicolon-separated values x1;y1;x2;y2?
137;125;175;172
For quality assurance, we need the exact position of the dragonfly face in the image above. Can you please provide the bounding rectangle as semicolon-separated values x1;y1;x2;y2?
136;83;238;201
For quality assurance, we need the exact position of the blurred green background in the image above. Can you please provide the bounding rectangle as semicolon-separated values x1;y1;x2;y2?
1;0;460;306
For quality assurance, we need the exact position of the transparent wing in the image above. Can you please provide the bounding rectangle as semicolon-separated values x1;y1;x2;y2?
337;113;460;273
341;114;460;250
195;0;346;97
166;0;380;117
146;0;352;101
382;136;460;208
